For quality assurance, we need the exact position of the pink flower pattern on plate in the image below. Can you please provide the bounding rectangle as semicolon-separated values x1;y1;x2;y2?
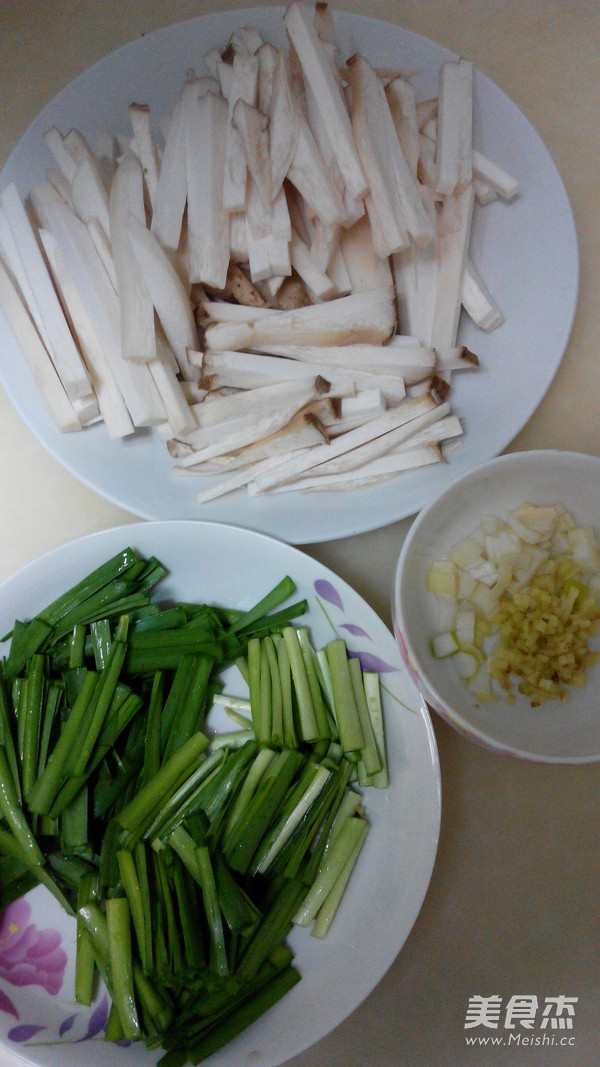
0;898;67;996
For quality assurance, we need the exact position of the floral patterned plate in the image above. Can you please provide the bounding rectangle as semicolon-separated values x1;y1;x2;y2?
0;521;440;1067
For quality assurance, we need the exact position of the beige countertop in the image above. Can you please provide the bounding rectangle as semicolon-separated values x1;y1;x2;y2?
0;2;598;1065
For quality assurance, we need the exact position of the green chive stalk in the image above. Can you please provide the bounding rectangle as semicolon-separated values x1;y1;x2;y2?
162;655;214;762
134;842;153;975
143;671;164;783
155;851;184;980
257;643;273;744
325;640;365;756
89;617;112;669
75;872;98;1005
263;637;283;746
0;746;44;865
235;877;306;983
247;638;262;741
69;616;130;778
0;825;74;914
311;820;370;939
69;624;87;669
221;747;277;850
0;667;21;800
293;816;368;926
105;1002;125;1042
275;636;297;749
106;897;141;1040
173;863;206;975
117;849;148;973
144;749;225;844
213;849;261;938
27;671;98;815
176;967;301;1066
209;730;254;751
252;762;330;876
279;763;351;883
364;672;388;788
157;657;197;754
5;548;141;677
348;657;382;778
117;731;210;846
36;684;62;781
228;577;296;634
195;846;229;978
78;902;113;994
223;750;304;874
282;627;319;742
20;654;45;797
297;629;330;740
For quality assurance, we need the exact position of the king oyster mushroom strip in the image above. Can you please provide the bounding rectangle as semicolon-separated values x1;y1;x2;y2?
0;2;520;503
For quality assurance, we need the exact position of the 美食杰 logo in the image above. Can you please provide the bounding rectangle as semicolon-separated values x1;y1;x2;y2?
463;995;578;1049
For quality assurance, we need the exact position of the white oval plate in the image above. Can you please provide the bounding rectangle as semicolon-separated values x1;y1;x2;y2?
0;8;578;543
0;520;440;1067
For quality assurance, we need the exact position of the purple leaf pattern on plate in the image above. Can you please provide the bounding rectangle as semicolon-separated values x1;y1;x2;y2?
0;898;67;995
59;1013;78;1037
314;577;399;673
8;1023;46;1042
0;989;19;1019
76;993;109;1041
349;650;398;673
340;623;371;640
314;579;344;612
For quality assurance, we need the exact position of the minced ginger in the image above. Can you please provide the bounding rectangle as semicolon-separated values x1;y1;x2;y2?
427;502;600;707
488;557;600;706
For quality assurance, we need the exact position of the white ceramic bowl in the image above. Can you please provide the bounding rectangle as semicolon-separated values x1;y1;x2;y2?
393;450;600;763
